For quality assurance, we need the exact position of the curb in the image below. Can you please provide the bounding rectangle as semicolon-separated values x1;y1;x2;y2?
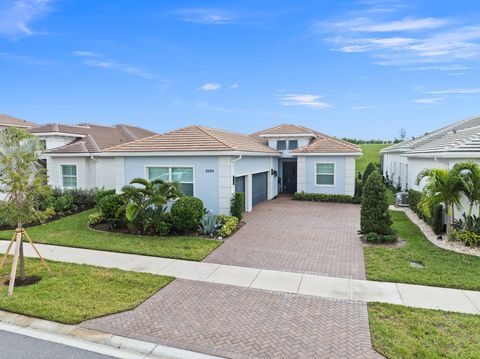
0;310;222;359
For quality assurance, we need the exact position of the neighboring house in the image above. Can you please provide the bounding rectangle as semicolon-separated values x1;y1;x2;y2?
0;114;37;131
29;123;156;190
381;116;480;217
102;124;362;214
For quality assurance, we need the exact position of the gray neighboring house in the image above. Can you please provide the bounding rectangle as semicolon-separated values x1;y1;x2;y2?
28;123;156;190
102;124;362;214
381;116;480;217
0;114;37;131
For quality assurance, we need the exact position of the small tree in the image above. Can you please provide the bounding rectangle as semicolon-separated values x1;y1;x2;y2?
0;128;52;296
416;168;462;237
361;172;392;235
451;161;480;217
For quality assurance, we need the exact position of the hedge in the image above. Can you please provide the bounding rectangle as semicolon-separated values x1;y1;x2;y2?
293;192;357;203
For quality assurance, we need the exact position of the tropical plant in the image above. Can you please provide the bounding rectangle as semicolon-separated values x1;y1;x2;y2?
199;212;220;237
416;168;462;237
451;161;480;218
0;127;52;295
118;178;182;224
230;192;245;220
217;214;239;237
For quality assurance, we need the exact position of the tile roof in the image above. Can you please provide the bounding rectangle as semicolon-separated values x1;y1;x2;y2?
252;124;361;154
0;114;37;128
105;125;279;154
34;123;156;154
381;116;480;154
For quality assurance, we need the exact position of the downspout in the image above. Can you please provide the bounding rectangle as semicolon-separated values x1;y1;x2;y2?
231;155;242;187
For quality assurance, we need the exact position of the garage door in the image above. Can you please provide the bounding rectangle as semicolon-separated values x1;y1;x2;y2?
252;172;268;207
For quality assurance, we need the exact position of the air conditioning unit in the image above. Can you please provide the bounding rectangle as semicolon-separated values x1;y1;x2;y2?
395;192;409;207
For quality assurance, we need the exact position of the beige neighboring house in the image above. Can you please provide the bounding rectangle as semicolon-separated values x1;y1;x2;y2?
0;114;37;131
28;123;156;190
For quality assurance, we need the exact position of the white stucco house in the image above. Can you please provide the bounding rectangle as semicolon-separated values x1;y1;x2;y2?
381;116;480;217
39;123;361;214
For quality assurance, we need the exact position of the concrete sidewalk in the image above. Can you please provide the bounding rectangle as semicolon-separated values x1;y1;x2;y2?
1;241;479;315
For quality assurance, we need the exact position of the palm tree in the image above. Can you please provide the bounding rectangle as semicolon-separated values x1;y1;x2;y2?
416;168;462;237
451;161;480;217
118;178;182;223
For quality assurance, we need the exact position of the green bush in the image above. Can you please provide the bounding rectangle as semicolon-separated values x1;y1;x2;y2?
50;193;74;213
293;192;355;203
231;192;245;220
88;211;104;225
452;230;480;247
143;208;172;236
217;214;239;237
97;193;124;227
96;188;116;204
171;196;205;232
363;230;397;243
64;188;97;209
362;162;378;182
361;172;393;236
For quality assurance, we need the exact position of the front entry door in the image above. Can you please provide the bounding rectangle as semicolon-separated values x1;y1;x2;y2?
283;162;297;193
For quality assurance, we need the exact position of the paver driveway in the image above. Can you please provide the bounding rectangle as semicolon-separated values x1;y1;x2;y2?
82;279;381;359
205;196;366;279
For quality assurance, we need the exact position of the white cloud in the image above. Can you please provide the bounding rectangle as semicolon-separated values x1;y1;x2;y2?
199;82;221;91
176;8;235;24
405;64;470;72
414;98;444;104
355;17;448;32
83;59;154;80
230;83;239;89
279;94;332;109
426;88;480;94
72;50;98;57
0;0;52;38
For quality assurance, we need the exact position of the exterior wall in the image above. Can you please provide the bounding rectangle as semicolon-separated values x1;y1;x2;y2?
123;156;220;213
35;135;76;150
382;152;409;190
46;156;89;189
297;157;306;192
96;157;116;189
218;156;233;215
344;156;356;196
301;156;349;195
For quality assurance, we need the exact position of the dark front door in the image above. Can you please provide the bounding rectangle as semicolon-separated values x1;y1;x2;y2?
283;162;297;193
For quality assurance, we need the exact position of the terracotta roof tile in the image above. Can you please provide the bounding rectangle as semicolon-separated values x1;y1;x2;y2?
105;125;278;153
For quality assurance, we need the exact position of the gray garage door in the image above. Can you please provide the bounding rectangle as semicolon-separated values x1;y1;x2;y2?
252;172;268;207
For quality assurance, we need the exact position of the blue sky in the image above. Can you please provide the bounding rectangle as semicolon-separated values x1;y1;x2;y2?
1;0;480;139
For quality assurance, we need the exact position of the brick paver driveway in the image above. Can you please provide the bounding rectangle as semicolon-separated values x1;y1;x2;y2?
83;279;381;359
205;196;366;279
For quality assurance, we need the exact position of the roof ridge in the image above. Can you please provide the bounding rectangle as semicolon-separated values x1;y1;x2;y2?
104;132;162;152
85;134;101;152
196;126;235;150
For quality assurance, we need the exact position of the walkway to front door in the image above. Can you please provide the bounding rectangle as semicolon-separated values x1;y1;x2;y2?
205;196;366;279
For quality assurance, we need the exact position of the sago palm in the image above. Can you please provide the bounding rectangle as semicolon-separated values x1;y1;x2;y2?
416;168;462;236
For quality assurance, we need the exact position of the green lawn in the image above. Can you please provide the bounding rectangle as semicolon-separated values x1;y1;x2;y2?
364;210;480;291
369;303;480;359
0;211;222;261
0;258;173;324
357;143;390;173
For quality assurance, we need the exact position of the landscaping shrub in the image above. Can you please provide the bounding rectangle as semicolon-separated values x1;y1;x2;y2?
88;211;104;225
363;230;397;243
217;215;239;238
143;208;172;236
452;230;480;247
171;196;205;232
96;188;116;204
361;172;393;236
362;162;378;182
293;192;355;203
65;188;97;209
49;193;74;213
97;193;125;228
231;192;245;220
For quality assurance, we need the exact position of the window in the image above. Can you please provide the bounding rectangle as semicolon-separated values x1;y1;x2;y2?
147;166;194;196
61;164;77;188
288;140;298;150
315;163;335;186
276;140;286;150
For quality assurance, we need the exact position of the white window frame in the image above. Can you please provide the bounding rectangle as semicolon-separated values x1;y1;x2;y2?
59;163;78;189
145;165;195;196
314;161;336;187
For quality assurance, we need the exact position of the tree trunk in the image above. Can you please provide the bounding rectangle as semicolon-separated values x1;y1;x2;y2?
446;205;453;239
